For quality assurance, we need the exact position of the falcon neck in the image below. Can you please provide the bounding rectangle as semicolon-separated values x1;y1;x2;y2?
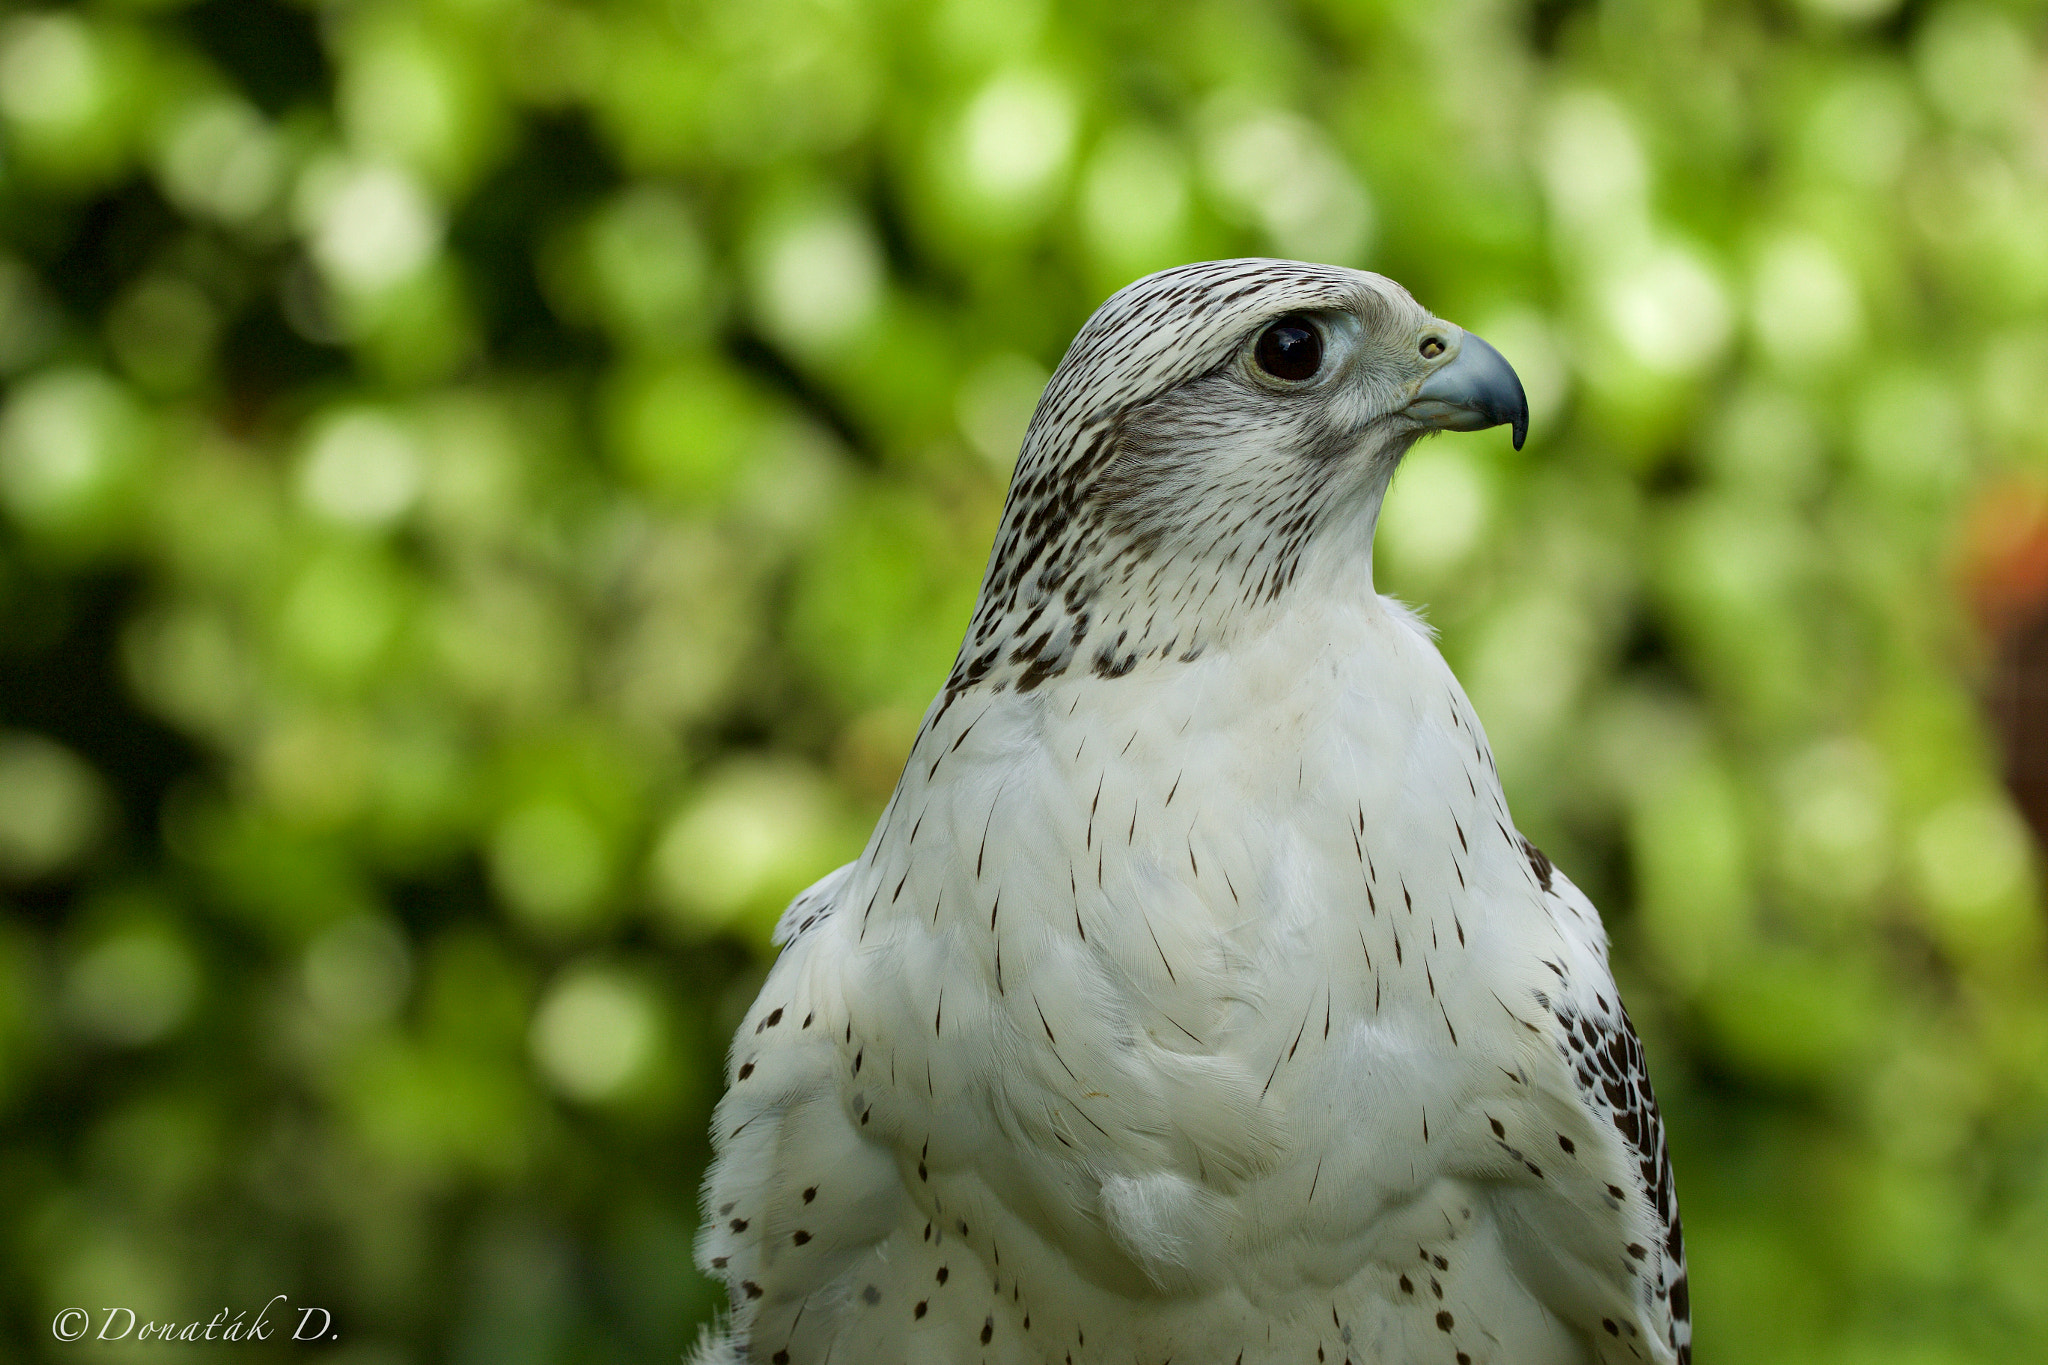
936;491;1386;714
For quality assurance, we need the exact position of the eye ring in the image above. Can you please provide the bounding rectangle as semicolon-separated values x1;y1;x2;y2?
1252;315;1324;382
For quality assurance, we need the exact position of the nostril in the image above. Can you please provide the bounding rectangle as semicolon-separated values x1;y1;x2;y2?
1419;336;1447;360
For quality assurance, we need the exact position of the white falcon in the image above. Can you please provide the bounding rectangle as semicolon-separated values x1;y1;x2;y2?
695;260;1690;1365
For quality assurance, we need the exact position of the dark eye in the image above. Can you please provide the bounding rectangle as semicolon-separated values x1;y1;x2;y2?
1253;315;1323;382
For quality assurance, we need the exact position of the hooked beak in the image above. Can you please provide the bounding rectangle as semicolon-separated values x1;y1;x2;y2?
1406;331;1529;451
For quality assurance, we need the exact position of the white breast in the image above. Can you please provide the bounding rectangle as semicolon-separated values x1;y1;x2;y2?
823;587;1583;1345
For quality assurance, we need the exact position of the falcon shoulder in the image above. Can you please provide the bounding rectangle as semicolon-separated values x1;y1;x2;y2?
692;864;906;1364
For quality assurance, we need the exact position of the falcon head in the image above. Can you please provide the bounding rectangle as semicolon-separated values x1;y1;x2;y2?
950;260;1527;695
1041;258;1525;461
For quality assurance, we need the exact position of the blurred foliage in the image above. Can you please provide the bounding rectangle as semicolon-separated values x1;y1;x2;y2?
1;0;2046;1360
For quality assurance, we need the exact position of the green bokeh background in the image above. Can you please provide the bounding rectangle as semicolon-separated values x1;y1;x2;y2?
3;0;2047;1359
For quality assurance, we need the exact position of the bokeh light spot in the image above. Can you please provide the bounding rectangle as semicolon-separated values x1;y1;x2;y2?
959;71;1075;213
1914;796;2031;924
304;914;413;1030
0;368;147;537
1540;92;1647;252
1750;233;1864;372
531;967;658;1103
490;799;611;934
301;161;442;296
1380;445;1491;583
750;208;882;352
1081;127;1189;276
1602;244;1732;376
0;13;101;134
67;925;198;1047
955;353;1048;474
107;276;221;395
1203;105;1372;264
0;733;106;880
300;408;423;528
652;763;844;936
156;96;285;225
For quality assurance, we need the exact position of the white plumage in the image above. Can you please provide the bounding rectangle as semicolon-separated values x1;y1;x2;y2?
695;260;1689;1365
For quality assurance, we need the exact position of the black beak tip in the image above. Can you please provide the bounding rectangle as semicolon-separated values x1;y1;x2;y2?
1494;348;1530;451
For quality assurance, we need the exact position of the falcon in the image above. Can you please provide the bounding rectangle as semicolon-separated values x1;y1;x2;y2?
694;260;1689;1365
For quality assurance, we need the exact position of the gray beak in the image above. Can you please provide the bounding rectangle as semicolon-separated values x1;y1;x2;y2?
1407;331;1529;451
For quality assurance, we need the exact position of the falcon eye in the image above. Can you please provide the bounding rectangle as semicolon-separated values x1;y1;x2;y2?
1419;335;1446;359
1253;315;1323;382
